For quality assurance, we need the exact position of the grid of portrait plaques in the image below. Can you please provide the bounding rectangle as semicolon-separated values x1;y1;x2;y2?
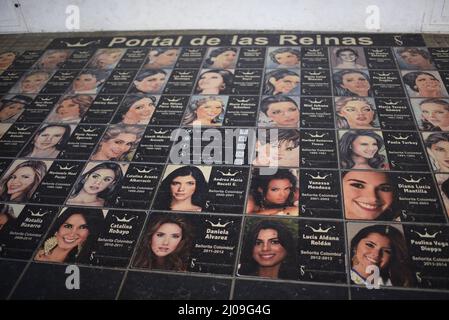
1;33;449;300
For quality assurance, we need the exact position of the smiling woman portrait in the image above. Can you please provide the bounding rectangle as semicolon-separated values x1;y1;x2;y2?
349;224;415;287
34;207;104;264
0;160;47;203
238;219;297;280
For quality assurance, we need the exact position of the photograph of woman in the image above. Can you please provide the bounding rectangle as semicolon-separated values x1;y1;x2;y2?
45;94;93;124
332;47;366;69
435;173;449;217
0;203;16;232
130;69;167;94
34;207;104;264
68;70;109;95
335;97;379;129
342;171;399;221
142;48;180;69
113;94;156;125
267;47;301;69
349;224;415;287
182;96;226;126
33;49;72;70
133;214;194;271
90;125;144;162
238;219;297;280
246;169;299;216
194;69;233;95
10;70;52;94
395;47;435;70
252;129;300;167
152;165;209;212
414;98;449;131
424;132;449;172
204;47;238;69
402;71;449;98
258;95;300;128
0;160;47;203
339;130;389;170
20;124;72;159
263;69;300;96
66;162;124;207
333;69;373;97
0;95;33;123
0;51;17;70
87;48;125;70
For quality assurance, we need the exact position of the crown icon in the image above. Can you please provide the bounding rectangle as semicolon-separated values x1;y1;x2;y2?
383;100;400;106
112;214;136;223
40;97;54;102
117;71;130;76
306;224;335;233
306;172;331;180
167;98;181;103
81;128;97;133
152;129;169;134
371;49;385;54
61;39;100;48
60;72;72;76
57;164;76;171
377;72;391;77
308;98;323;104
241;71;254;76
236;98;250;103
135;167;155;174
411;228;441;239
29;209;48;217
308;49;321;53
217;169;240;177
16;126;30;131
436;49;449;53
391;134;410;140
205;219;233;228
399;176;423;183
308;71;322;76
100;97;115;102
177;71;191;76
187;49;199;53
307;132;326;138
246;49;259;53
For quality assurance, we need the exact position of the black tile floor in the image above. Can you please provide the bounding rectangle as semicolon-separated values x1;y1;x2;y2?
0;31;449;300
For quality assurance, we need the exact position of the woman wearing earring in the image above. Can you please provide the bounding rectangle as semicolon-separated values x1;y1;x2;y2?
246;169;299;216
133;214;194;271
34;207;104;264
350;224;415;287
66;162;123;207
339;130;388;170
